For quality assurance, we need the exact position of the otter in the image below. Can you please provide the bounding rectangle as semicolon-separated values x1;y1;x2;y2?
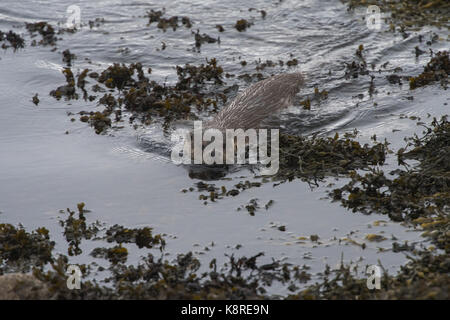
170;72;305;179
205;72;305;131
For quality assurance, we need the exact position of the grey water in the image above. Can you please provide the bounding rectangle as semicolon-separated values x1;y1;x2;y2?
0;0;449;293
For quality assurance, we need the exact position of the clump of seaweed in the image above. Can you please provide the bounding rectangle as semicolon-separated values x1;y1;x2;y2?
56;58;230;134
85;111;112;134
59;203;101;256
26;22;58;46
122;60;225;123
32;94;40;106
146;9;193;31
105;224;165;250
235;19;252;32
62;49;76;67
237;72;265;83
255;59;277;71
330;116;450;222
298;87;328;110
342;0;450;31
185;180;264;205
237;198;260;215
276;131;388;185
98;63;137;90
176;58;224;90
286;58;299;67
193;30;219;50
146;9;164;24
413;215;449;253
0;30;25;51
0;224;54;274
344;45;369;79
50;68;77;100
88;18;106;29
91;245;128;264
409;51;449;89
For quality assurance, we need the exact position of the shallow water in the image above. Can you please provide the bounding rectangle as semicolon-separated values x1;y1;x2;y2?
0;0;448;293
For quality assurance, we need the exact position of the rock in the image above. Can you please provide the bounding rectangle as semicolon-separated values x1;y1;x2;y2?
0;273;50;300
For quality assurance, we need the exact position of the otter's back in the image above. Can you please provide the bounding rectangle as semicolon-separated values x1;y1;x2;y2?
206;73;304;130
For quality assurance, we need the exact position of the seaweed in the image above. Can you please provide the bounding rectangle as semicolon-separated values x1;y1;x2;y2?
48;58;231;134
344;45;369;79
105;224;165;250
0;199;448;299
98;63;136;90
330;116;450;222
342;0;450;31
26;22;57;46
193;30;219;50
235;19;252;32
0;30;25;51
276;131;388;184
59;203;101;256
62;49;76;67
0;224;54;274
146;9;193;31
409;51;449;89
32;94;39;106
50;68;77;100
91;245;128;264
